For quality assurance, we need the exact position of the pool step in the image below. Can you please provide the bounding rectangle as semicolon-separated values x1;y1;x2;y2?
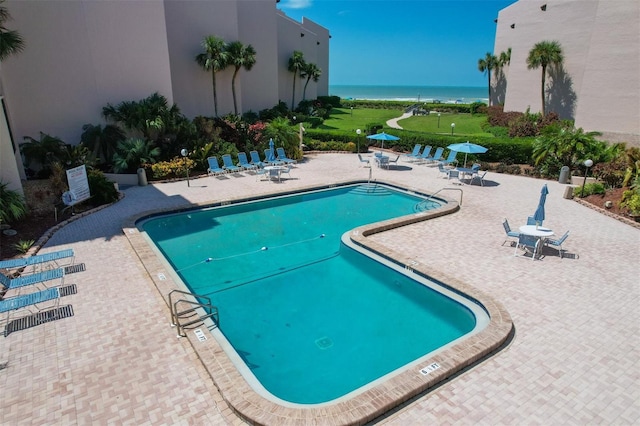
349;185;393;196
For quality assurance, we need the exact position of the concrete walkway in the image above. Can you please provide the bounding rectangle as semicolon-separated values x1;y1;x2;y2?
386;111;413;129
1;153;638;424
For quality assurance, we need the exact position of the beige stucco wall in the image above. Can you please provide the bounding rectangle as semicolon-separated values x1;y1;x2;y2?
3;0;173;145
494;0;639;146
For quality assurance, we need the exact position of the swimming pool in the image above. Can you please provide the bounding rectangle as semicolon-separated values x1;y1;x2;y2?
139;183;490;405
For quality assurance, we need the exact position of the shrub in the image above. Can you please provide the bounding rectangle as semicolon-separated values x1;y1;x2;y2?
304;139;354;152
87;169;119;206
573;182;605;198
620;189;640;215
151;157;196;180
0;181;28;224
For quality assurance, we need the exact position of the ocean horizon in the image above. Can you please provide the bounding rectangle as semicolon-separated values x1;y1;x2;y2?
329;84;488;104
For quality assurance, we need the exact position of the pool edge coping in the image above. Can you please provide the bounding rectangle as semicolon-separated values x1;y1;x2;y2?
121;179;514;425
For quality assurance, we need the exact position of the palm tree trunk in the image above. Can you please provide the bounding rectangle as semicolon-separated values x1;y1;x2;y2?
212;71;218;117
303;77;311;101
487;71;492;106
540;65;546;116
232;68;239;115
291;72;297;110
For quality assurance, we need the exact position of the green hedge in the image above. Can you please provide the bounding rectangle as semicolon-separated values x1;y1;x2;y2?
304;128;534;164
337;99;479;114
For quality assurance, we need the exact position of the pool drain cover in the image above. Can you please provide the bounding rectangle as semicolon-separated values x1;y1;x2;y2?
315;337;333;349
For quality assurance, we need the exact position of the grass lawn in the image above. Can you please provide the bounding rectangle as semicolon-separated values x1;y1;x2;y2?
317;108;401;132
399;113;494;137
315;108;494;138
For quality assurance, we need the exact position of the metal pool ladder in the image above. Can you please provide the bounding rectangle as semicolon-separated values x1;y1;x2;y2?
168;289;219;338
421;187;464;207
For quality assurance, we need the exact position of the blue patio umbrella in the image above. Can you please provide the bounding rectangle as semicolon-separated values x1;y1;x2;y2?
533;184;549;226
447;141;488;167
267;138;276;162
366;132;400;149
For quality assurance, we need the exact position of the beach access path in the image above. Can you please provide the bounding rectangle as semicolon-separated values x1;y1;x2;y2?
386;111;412;129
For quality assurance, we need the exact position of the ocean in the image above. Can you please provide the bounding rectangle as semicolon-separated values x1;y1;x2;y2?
329;85;488;104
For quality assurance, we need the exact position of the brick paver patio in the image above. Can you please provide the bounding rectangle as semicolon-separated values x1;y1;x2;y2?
1;152;638;424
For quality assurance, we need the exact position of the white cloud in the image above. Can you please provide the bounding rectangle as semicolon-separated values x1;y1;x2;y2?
280;0;313;10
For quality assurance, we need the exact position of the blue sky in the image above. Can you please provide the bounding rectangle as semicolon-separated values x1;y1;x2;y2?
279;0;516;87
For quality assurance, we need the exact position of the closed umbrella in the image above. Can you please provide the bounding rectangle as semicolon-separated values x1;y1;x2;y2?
533;184;549;227
267;138;276;162
447;141;488;167
366;132;400;149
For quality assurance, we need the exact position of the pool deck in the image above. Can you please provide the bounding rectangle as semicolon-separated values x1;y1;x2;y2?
1;152;638;424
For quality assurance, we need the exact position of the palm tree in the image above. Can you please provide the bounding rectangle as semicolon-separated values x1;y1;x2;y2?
288;51;306;110
300;62;321;101
225;41;256;115
498;47;511;67
0;0;25;61
478;52;498;106
112;138;161;173
265;117;298;159
80;123;125;166
527;40;564;116
195;35;228;117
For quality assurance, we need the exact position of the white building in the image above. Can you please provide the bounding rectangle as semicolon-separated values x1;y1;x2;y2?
0;0;329;193
493;0;639;145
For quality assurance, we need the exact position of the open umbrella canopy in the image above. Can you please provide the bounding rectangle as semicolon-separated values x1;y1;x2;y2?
533;184;549;226
366;132;400;149
267;138;276;162
447;141;488;167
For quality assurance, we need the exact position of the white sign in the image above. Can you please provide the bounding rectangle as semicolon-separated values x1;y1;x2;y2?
65;165;91;203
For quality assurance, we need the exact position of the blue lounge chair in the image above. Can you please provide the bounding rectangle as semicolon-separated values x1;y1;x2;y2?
502;218;520;246
249;150;265;168
207;157;226;176
412;146;433;163
424;147;444;164
545;231;570;258
470;171;487;186
403;144;422;160
0;268;65;290
0;287;60;314
237;152;257;171
439;150;458;166
221;154;242;173
0;248;74;271
264;149;284;165
276;147;296;164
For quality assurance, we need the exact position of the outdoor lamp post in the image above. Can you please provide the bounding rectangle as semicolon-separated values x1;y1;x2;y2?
580;159;593;198
451;122;455;135
437;113;441;128
350;106;353;117
356;129;361;153
180;148;190;187
292;115;296;123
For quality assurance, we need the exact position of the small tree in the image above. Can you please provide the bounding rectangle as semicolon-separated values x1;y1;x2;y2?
478;52;498;106
527;40;564;116
195;35;228;117
226;41;256;115
288;51;306;110
112;138;160;173
300;62;321;101
0;0;25;61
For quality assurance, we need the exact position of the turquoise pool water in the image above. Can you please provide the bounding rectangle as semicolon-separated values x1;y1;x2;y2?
140;184;484;404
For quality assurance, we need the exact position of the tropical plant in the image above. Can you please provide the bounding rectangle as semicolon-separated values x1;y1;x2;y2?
478;52;498;106
527;40;564;116
498;47;511;67
195;35;228;117
87;168;119;205
225;41;256;115
0;181;27;224
112;138;160;173
80;123;125;166
300;62;321;101
20;132;69;177
0;0;25;61
13;239;34;254
532;123;609;177
288;50;306;110
265;117;299;159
